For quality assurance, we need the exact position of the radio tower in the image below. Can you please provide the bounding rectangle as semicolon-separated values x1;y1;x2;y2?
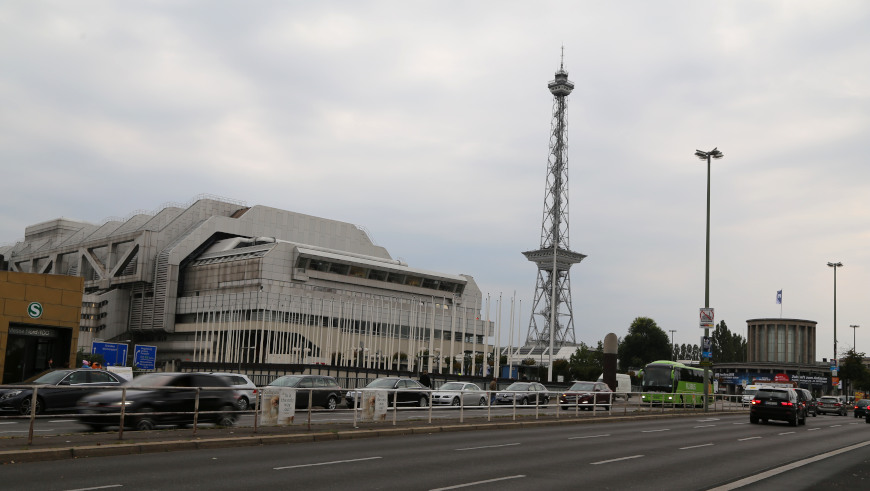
523;50;586;362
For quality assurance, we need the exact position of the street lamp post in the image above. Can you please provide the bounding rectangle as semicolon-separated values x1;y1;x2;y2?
850;325;860;352
695;147;723;412
669;330;677;360
827;262;843;371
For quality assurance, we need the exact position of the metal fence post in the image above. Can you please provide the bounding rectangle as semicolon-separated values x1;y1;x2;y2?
27;387;37;445
192;388;200;436
118;387;128;440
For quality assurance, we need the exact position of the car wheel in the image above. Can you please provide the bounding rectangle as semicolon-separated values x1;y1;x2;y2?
135;407;156;431
520;397;528;406
750;414;759;424
762;418;768;424
236;397;250;411
418;396;428;408
791;412;799;427
451;397;461;407
478;397;487;406
326;396;338;411
216;405;236;427
605;404;612;411
19;397;44;415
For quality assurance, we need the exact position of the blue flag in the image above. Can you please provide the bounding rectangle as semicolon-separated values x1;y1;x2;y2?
776;290;782;305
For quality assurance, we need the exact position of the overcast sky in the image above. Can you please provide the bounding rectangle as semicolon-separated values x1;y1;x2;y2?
2;1;869;361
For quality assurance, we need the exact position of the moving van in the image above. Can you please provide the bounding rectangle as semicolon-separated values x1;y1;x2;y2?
598;373;632;400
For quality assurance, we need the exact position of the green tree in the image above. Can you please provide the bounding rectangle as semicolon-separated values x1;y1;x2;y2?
839;349;869;393
711;320;747;362
618;317;671;371
568;342;604;381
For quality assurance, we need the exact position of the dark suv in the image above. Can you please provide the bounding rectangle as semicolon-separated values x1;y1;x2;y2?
817;396;848;416
750;388;806;426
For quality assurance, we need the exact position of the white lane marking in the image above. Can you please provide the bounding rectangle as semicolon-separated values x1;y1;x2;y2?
698;418;720;422
430;475;525;490
694;425;716;428
590;455;644;465
830;425;843;428
738;436;761;441
456;443;520;451
779;431;795;435
641;428;670;433
274;456;381;470
64;486;123;491
708;440;870;491
808;428;821;431
732;422;750;425
568;434;610;440
0;422;18;425
680;443;713;450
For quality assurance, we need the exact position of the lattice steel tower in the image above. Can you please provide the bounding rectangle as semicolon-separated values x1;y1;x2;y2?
523;52;586;350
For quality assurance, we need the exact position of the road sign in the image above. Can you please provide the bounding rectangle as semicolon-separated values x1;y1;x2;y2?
91;342;128;367
133;345;157;370
27;302;43;319
699;308;714;329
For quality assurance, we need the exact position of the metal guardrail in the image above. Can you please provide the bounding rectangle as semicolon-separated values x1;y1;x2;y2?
1;385;750;445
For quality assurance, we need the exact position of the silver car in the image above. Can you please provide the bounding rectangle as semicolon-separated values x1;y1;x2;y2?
209;372;258;410
431;382;487;407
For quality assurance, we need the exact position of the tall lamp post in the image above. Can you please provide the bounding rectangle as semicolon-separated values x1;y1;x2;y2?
850;324;860;352
695;147;723;412
827;262;843;374
669;330;677;360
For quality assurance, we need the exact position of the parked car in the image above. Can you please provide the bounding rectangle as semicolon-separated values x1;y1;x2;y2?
495;382;550;406
267;375;343;410
749;388;806;426
817;395;848;416
0;369;124;415
209;372;258;410
559;381;613;411
853;399;870;418
431;382;486;407
794;388;817;417
345;377;429;408
77;372;238;431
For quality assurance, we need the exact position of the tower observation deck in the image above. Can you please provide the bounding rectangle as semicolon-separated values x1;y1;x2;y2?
522;52;586;352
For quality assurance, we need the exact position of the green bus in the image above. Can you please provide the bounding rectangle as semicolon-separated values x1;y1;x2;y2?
640;360;711;406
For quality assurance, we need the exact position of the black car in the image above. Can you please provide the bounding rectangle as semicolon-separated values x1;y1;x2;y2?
496;382;550;406
794;388;817;417
750;388;807;426
854;399;870;418
345;377;429;408
0;369;124;415
267;375;343;410
77;372;237;431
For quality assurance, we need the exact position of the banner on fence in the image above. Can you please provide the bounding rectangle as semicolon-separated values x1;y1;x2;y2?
358;390;388;422
260;388;296;425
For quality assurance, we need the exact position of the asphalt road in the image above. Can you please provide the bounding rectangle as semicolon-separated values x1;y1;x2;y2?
4;413;870;490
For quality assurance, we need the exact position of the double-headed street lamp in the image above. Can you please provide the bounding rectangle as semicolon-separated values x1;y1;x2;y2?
851;324;860;352
695;147;723;412
669;330;677;360
827;261;843;367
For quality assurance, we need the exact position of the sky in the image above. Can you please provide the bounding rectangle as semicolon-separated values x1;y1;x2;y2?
2;1;869;361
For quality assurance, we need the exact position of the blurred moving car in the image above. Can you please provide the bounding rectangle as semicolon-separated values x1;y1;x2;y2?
345;377;429;408
853;399;870;418
77;372;237;431
794;388;817;417
559;381;613;411
267;375;343;410
495;382;550;406
431;382;486;407
0;369;123;415
817;396;848;416
209;372;258;410
750;388;807;426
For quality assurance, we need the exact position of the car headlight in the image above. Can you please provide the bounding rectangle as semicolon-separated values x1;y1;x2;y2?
1;390;23;399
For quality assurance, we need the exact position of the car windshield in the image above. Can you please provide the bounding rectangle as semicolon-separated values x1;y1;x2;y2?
29;370;73;385
568;382;596;391
641;365;673;391
367;379;399;389
743;389;758;397
439;382;465;391
505;383;532;391
269;376;302;387
126;374;178;387
757;390;789;401
820;397;838;402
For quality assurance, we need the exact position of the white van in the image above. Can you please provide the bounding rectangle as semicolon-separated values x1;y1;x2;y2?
741;385;769;406
598;373;632;400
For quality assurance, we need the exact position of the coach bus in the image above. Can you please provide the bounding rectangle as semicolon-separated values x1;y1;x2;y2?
640;360;712;406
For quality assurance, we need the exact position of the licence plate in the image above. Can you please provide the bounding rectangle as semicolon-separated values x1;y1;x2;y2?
765;401;779;406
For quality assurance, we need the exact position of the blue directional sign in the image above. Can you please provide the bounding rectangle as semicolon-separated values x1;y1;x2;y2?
91;342;129;367
134;345;157;370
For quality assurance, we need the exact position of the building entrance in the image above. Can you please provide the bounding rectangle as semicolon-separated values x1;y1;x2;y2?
2;324;72;384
